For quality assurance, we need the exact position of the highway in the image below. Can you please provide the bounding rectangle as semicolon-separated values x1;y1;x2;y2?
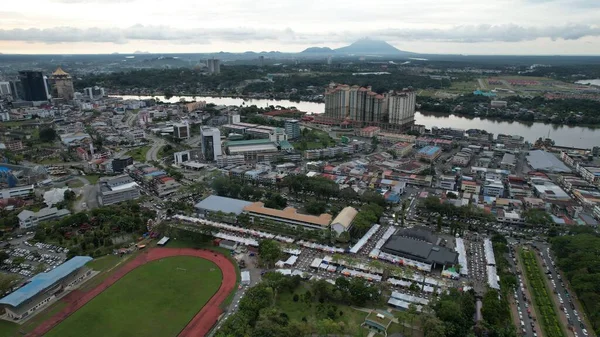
145;135;165;162
506;243;540;337
534;243;591;337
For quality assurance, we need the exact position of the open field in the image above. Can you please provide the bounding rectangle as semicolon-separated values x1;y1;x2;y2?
125;146;150;162
521;248;567;337
46;256;222;337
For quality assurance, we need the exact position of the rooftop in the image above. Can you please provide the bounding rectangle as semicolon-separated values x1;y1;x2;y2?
417;146;441;156
330;207;358;230
382;236;458;266
0;256;92;307
194;195;253;215
244;202;332;227
527;150;571;173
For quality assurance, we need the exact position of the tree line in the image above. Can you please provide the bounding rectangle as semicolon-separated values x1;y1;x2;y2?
550;228;600;335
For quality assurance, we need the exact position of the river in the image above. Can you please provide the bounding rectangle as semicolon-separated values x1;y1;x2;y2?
114;95;600;148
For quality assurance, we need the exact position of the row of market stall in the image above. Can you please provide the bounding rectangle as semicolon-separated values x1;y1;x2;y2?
349;224;381;254
175;215;295;243
387;291;429;312
454;238;469;276
483;238;500;290
296;240;345;254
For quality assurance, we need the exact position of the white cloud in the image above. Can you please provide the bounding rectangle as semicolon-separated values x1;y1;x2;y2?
0;24;599;46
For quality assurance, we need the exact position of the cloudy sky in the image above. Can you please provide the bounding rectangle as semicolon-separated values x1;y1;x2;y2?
1;0;600;55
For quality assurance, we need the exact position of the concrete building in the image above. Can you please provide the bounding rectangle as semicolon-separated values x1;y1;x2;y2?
0;82;11;96
284;119;301;139
111;156;133;173
17;207;71;229
123;129;145;142
200;126;222;161
0;256;93;321
483;181;505;197
225;139;281;162
98;175;140;206
173;122;190;139
323;84;351;120
491;100;508;108
500;153;516;172
576;164;600;184
415;146;442;162
216;155;245;167
244;202;332;231
49;67;74;101
437;176;457;191
388;90;416;126
18;71;49;102
206;58;221;74
381;227;458;270
461;181;481;194
195;195;253;218
153;177;181;197
356;126;381;138
330;206;358;235
83;86;105;99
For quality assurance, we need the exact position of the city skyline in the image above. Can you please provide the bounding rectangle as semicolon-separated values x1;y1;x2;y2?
1;0;600;55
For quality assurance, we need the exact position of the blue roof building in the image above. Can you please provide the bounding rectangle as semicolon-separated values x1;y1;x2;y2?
0;256;92;320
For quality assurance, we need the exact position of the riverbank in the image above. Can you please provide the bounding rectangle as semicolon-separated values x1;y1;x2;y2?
113;95;600;148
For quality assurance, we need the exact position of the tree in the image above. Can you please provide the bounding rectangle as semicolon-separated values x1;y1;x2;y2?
39;128;57;142
258;239;282;268
305;201;327;215
0;251;9;265
0;273;19;296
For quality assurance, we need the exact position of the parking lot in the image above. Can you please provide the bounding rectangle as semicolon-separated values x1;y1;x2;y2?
1;235;68;279
465;237;487;292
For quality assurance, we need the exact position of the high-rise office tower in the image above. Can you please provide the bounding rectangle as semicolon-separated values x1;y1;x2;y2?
200;127;222;161
50;67;74;100
284;120;301;139
18;71;49;101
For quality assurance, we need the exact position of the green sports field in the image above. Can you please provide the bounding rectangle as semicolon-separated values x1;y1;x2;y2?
46;256;222;337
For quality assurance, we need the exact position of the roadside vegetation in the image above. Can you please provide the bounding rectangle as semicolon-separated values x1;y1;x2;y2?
551;228;600;336
520;248;566;337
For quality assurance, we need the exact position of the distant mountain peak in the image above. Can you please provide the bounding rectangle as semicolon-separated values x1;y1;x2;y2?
299;38;413;55
335;38;407;54
301;46;334;53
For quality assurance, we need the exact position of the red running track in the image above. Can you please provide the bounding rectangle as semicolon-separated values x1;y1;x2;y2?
28;248;236;337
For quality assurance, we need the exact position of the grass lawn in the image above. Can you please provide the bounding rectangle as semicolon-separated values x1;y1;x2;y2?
0;301;68;337
66;180;84;188
81;174;103;185
125;146;150;162
276;289;367;329
46;256;223;337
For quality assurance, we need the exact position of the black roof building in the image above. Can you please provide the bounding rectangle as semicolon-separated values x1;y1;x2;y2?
381;227;458;268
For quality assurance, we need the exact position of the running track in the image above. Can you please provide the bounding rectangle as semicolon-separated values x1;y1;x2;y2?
28;248;236;337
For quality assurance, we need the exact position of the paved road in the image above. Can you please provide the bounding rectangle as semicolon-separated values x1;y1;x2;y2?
506;243;539;337
534;242;590;337
145;135;165;162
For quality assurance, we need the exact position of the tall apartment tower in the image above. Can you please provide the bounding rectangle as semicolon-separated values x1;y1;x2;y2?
50;67;75;100
206;58;221;74
18;71;49;102
388;90;416;126
84;86;105;100
200;127;222;161
0;82;11;97
323;83;350;120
